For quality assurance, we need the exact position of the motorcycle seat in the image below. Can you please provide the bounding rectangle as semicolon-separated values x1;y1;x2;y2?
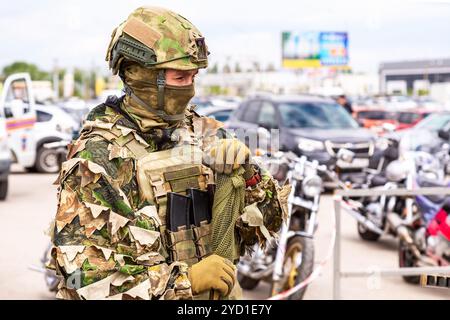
417;177;450;203
370;175;388;187
417;177;448;188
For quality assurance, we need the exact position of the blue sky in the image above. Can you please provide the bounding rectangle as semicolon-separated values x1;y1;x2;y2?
1;0;450;74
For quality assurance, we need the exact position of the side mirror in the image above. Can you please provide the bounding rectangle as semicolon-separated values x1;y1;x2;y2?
9;99;26;118
337;148;355;163
438;129;450;141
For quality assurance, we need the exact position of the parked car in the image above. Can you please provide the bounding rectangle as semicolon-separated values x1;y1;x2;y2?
32;105;78;173
195;105;237;123
57;97;89;131
0;73;79;173
0;117;10;200
392;112;450;153
190;96;215;114
353;107;398;130
395;109;431;130
227;94;377;187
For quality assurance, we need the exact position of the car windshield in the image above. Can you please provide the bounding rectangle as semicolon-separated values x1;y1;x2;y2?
357;110;396;120
397;112;426;124
278;102;359;129
414;113;450;130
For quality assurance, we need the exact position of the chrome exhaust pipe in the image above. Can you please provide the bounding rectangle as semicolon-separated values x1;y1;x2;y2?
238;264;274;280
341;204;384;235
387;213;425;259
386;213;413;243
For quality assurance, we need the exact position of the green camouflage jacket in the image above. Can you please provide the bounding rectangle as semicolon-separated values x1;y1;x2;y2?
49;99;289;300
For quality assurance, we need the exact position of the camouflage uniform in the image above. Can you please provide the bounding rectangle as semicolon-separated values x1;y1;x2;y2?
49;6;289;300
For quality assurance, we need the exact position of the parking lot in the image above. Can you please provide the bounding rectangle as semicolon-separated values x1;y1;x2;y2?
0;169;448;300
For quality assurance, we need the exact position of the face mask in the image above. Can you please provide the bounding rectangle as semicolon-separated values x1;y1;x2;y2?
121;64;196;130
163;83;195;117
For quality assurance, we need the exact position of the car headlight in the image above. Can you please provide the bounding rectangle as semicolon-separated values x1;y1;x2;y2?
375;137;389;151
297;138;325;152
56;124;74;135
302;175;323;198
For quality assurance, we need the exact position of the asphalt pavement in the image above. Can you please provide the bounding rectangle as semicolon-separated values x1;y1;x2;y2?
0;169;448;299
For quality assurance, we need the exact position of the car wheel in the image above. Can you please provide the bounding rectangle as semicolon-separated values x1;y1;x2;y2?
0;178;8;200
35;147;60;173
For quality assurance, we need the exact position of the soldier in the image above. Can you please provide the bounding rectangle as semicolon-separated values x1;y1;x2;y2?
49;6;289;300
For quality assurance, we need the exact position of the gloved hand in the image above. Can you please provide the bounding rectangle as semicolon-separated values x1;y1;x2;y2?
188;254;236;297
204;138;250;174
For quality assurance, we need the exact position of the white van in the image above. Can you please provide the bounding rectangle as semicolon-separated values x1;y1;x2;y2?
0;73;76;173
0;117;10;200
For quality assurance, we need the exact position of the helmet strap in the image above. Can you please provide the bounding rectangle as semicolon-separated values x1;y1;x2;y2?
157;69;166;111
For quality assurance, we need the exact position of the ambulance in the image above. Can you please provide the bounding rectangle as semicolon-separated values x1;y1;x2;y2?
0;73;75;173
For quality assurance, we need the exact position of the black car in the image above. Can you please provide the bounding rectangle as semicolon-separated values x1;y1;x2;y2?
227;94;377;187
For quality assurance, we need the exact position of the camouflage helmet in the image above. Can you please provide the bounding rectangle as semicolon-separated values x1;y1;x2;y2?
106;6;209;75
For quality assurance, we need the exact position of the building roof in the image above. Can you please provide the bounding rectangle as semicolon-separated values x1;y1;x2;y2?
379;58;450;71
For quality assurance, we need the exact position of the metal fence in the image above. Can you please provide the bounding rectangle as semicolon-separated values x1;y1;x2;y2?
333;187;450;300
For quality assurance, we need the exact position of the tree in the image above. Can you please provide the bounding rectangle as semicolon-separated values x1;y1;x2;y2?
2;61;50;80
208;63;219;74
234;63;242;73
266;63;276;72
252;61;261;72
222;64;231;73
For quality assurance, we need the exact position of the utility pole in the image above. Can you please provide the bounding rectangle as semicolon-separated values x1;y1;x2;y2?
53;58;59;101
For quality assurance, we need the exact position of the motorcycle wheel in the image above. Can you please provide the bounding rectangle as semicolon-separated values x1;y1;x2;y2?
237;272;260;290
357;222;381;242
270;236;314;300
398;239;420;284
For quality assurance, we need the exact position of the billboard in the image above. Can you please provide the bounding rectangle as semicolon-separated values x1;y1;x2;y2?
282;31;348;69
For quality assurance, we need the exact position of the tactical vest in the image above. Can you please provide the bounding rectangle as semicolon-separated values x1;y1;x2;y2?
80;101;217;270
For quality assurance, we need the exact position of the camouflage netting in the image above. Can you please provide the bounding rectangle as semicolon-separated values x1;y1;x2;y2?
48;100;289;300
210;167;246;263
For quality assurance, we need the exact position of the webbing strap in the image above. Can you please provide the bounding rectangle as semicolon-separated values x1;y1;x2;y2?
157;70;165;111
124;139;149;158
168;228;195;244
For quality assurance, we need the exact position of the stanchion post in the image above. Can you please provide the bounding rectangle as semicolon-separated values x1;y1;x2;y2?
333;196;341;300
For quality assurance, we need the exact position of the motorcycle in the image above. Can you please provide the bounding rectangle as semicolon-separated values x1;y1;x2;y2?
237;150;344;299
342;136;403;241
343;135;445;243
398;181;450;284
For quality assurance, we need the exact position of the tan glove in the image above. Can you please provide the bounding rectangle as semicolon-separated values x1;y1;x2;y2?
188;254;236;297
204;138;250;174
